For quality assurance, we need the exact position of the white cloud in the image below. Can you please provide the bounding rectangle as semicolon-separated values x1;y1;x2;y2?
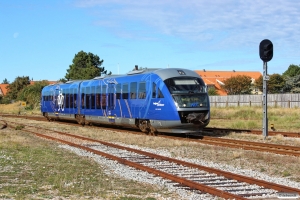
74;0;300;53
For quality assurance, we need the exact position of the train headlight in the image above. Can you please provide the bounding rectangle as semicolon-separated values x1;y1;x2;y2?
183;104;186;107
199;103;203;107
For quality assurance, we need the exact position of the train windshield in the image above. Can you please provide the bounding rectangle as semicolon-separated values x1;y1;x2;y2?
164;77;208;108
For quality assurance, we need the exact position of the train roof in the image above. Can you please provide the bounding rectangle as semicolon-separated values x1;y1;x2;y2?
44;68;201;88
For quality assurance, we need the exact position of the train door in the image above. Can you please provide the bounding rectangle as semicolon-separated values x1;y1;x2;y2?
107;83;115;116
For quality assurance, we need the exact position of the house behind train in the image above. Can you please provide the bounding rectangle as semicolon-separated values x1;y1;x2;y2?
195;70;262;95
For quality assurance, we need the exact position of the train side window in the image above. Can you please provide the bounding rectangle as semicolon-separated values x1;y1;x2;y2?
86;87;91;109
158;88;164;98
65;89;70;108
130;82;137;99
74;89;77;108
91;86;95;109
138;82;146;99
96;86;101;109
70;89;74;108
81;87;85;109
101;85;107;109
152;83;157;98
116;84;121;99
122;84;128;99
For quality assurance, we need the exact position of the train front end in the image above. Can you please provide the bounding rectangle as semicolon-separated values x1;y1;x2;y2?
153;68;210;134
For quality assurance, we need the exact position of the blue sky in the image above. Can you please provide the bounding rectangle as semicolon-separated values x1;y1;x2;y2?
1;0;300;83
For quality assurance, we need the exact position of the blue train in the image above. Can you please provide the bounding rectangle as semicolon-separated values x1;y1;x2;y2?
41;67;210;134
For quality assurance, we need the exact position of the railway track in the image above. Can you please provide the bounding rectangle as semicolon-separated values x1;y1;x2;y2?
204;127;300;138
4;120;300;199
1;115;300;157
1;114;300;138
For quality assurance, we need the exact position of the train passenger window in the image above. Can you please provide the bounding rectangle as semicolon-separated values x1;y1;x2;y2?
65;89;70;108
86;87;91;109
138;82;146;99
122;84;128;99
74;89;77;108
116;84;121;99
81;87;85;109
96;86;101;109
70;93;74;108
101;85;107;109
130;82;137;99
91;86;95;109
152;83;157;98
158;88;164;98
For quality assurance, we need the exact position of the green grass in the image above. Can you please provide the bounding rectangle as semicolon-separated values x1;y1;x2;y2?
209;106;300;132
0;130;175;200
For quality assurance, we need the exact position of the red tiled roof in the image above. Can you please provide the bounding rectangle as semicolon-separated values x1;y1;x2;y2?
195;70;262;95
0;81;57;96
0;84;9;96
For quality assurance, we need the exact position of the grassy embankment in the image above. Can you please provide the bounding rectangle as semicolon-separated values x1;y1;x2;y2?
0;127;175;199
209;106;300;132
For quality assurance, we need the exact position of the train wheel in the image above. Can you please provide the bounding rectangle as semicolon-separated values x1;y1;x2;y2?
44;113;51;121
76;115;85;126
138;120;150;133
149;124;158;136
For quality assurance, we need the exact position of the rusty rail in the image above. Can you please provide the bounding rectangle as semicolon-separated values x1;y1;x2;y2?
7;121;300;197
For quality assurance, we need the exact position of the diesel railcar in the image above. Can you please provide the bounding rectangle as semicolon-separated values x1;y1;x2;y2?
41;67;210;134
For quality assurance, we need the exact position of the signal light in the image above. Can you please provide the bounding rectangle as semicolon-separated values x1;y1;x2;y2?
259;39;273;62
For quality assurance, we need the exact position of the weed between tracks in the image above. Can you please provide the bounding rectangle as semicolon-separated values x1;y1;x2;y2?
0;127;176;200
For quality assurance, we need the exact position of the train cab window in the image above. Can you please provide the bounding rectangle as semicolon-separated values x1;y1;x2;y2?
74;89;77;108
91;86;95;109
130;82;137;99
81;88;85;109
65;89;70;108
138;82;146;99
152;83;157;98
158;88;164;98
122;84;128;99
116;84;121;99
86;87;91;109
96;86;101;109
101;85;107;109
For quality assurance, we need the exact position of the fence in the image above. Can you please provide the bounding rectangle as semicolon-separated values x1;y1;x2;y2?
209;94;300;108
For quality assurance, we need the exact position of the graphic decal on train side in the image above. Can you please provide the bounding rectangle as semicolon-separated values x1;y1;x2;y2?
153;100;164;107
57;90;65;111
48;86;64;113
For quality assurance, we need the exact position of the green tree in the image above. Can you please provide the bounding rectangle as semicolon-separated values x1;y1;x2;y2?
282;64;300;77
221;75;252;95
2;78;9;84
208;87;219;95
255;74;285;94
17;80;49;109
282;74;300;93
65;51;111;80
6;76;31;100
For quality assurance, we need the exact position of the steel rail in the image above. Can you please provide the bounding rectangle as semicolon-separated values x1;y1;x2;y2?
16;123;300;195
20;128;246;200
204;127;300;138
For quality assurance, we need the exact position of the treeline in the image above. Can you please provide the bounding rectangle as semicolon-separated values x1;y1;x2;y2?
208;64;300;95
0;51;110;108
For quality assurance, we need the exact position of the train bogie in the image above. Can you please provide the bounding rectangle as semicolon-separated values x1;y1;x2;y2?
41;68;210;134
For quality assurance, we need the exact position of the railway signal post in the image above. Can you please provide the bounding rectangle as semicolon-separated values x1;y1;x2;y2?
259;39;273;139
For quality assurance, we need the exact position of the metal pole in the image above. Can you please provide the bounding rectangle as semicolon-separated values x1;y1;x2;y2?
263;61;268;139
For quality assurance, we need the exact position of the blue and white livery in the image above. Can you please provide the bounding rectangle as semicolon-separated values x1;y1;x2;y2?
41;67;210;134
